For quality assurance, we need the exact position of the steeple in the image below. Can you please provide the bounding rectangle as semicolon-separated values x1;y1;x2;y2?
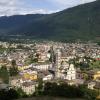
55;48;61;78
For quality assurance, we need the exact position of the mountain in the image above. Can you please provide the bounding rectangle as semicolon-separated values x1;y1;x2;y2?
0;0;100;42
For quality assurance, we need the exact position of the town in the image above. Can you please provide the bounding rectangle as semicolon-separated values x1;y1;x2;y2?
0;41;100;99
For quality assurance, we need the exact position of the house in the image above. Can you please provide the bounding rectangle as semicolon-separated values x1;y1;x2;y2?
43;74;53;81
93;71;100;80
32;63;52;71
10;76;38;95
88;81;96;90
21;82;38;95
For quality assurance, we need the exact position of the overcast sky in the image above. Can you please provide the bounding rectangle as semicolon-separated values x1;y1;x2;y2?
0;0;96;16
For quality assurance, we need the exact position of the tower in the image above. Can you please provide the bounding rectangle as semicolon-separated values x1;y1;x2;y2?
55;49;61;78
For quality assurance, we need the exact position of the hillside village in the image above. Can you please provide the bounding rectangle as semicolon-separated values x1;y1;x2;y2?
0;41;100;98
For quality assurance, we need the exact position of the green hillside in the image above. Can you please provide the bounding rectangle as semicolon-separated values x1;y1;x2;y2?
0;0;100;42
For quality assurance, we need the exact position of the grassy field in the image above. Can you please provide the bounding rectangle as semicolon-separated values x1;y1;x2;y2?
17;97;85;100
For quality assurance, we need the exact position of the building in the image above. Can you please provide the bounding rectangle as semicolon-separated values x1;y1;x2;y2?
32;63;52;71
10;76;38;95
21;82;38;95
93;71;100;80
55;49;62;78
88;81;96;90
55;49;76;81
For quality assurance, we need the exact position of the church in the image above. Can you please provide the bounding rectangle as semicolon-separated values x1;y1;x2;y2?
55;49;76;81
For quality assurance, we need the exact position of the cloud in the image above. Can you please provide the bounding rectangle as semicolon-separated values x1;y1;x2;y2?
0;0;53;16
52;0;96;5
0;0;96;16
49;0;96;9
0;0;19;16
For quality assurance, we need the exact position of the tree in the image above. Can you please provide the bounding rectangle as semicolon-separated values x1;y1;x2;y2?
16;88;27;98
84;89;98;100
9;67;19;76
7;89;19;100
17;45;24;49
0;89;19;100
11;60;16;68
83;73;89;81
0;66;9;83
34;78;43;96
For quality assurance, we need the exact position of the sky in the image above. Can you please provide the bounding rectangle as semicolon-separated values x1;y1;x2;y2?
0;0;96;16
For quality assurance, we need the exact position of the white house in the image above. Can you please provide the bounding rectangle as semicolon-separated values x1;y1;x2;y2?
21;82;38;95
32;64;52;71
43;74;53;81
